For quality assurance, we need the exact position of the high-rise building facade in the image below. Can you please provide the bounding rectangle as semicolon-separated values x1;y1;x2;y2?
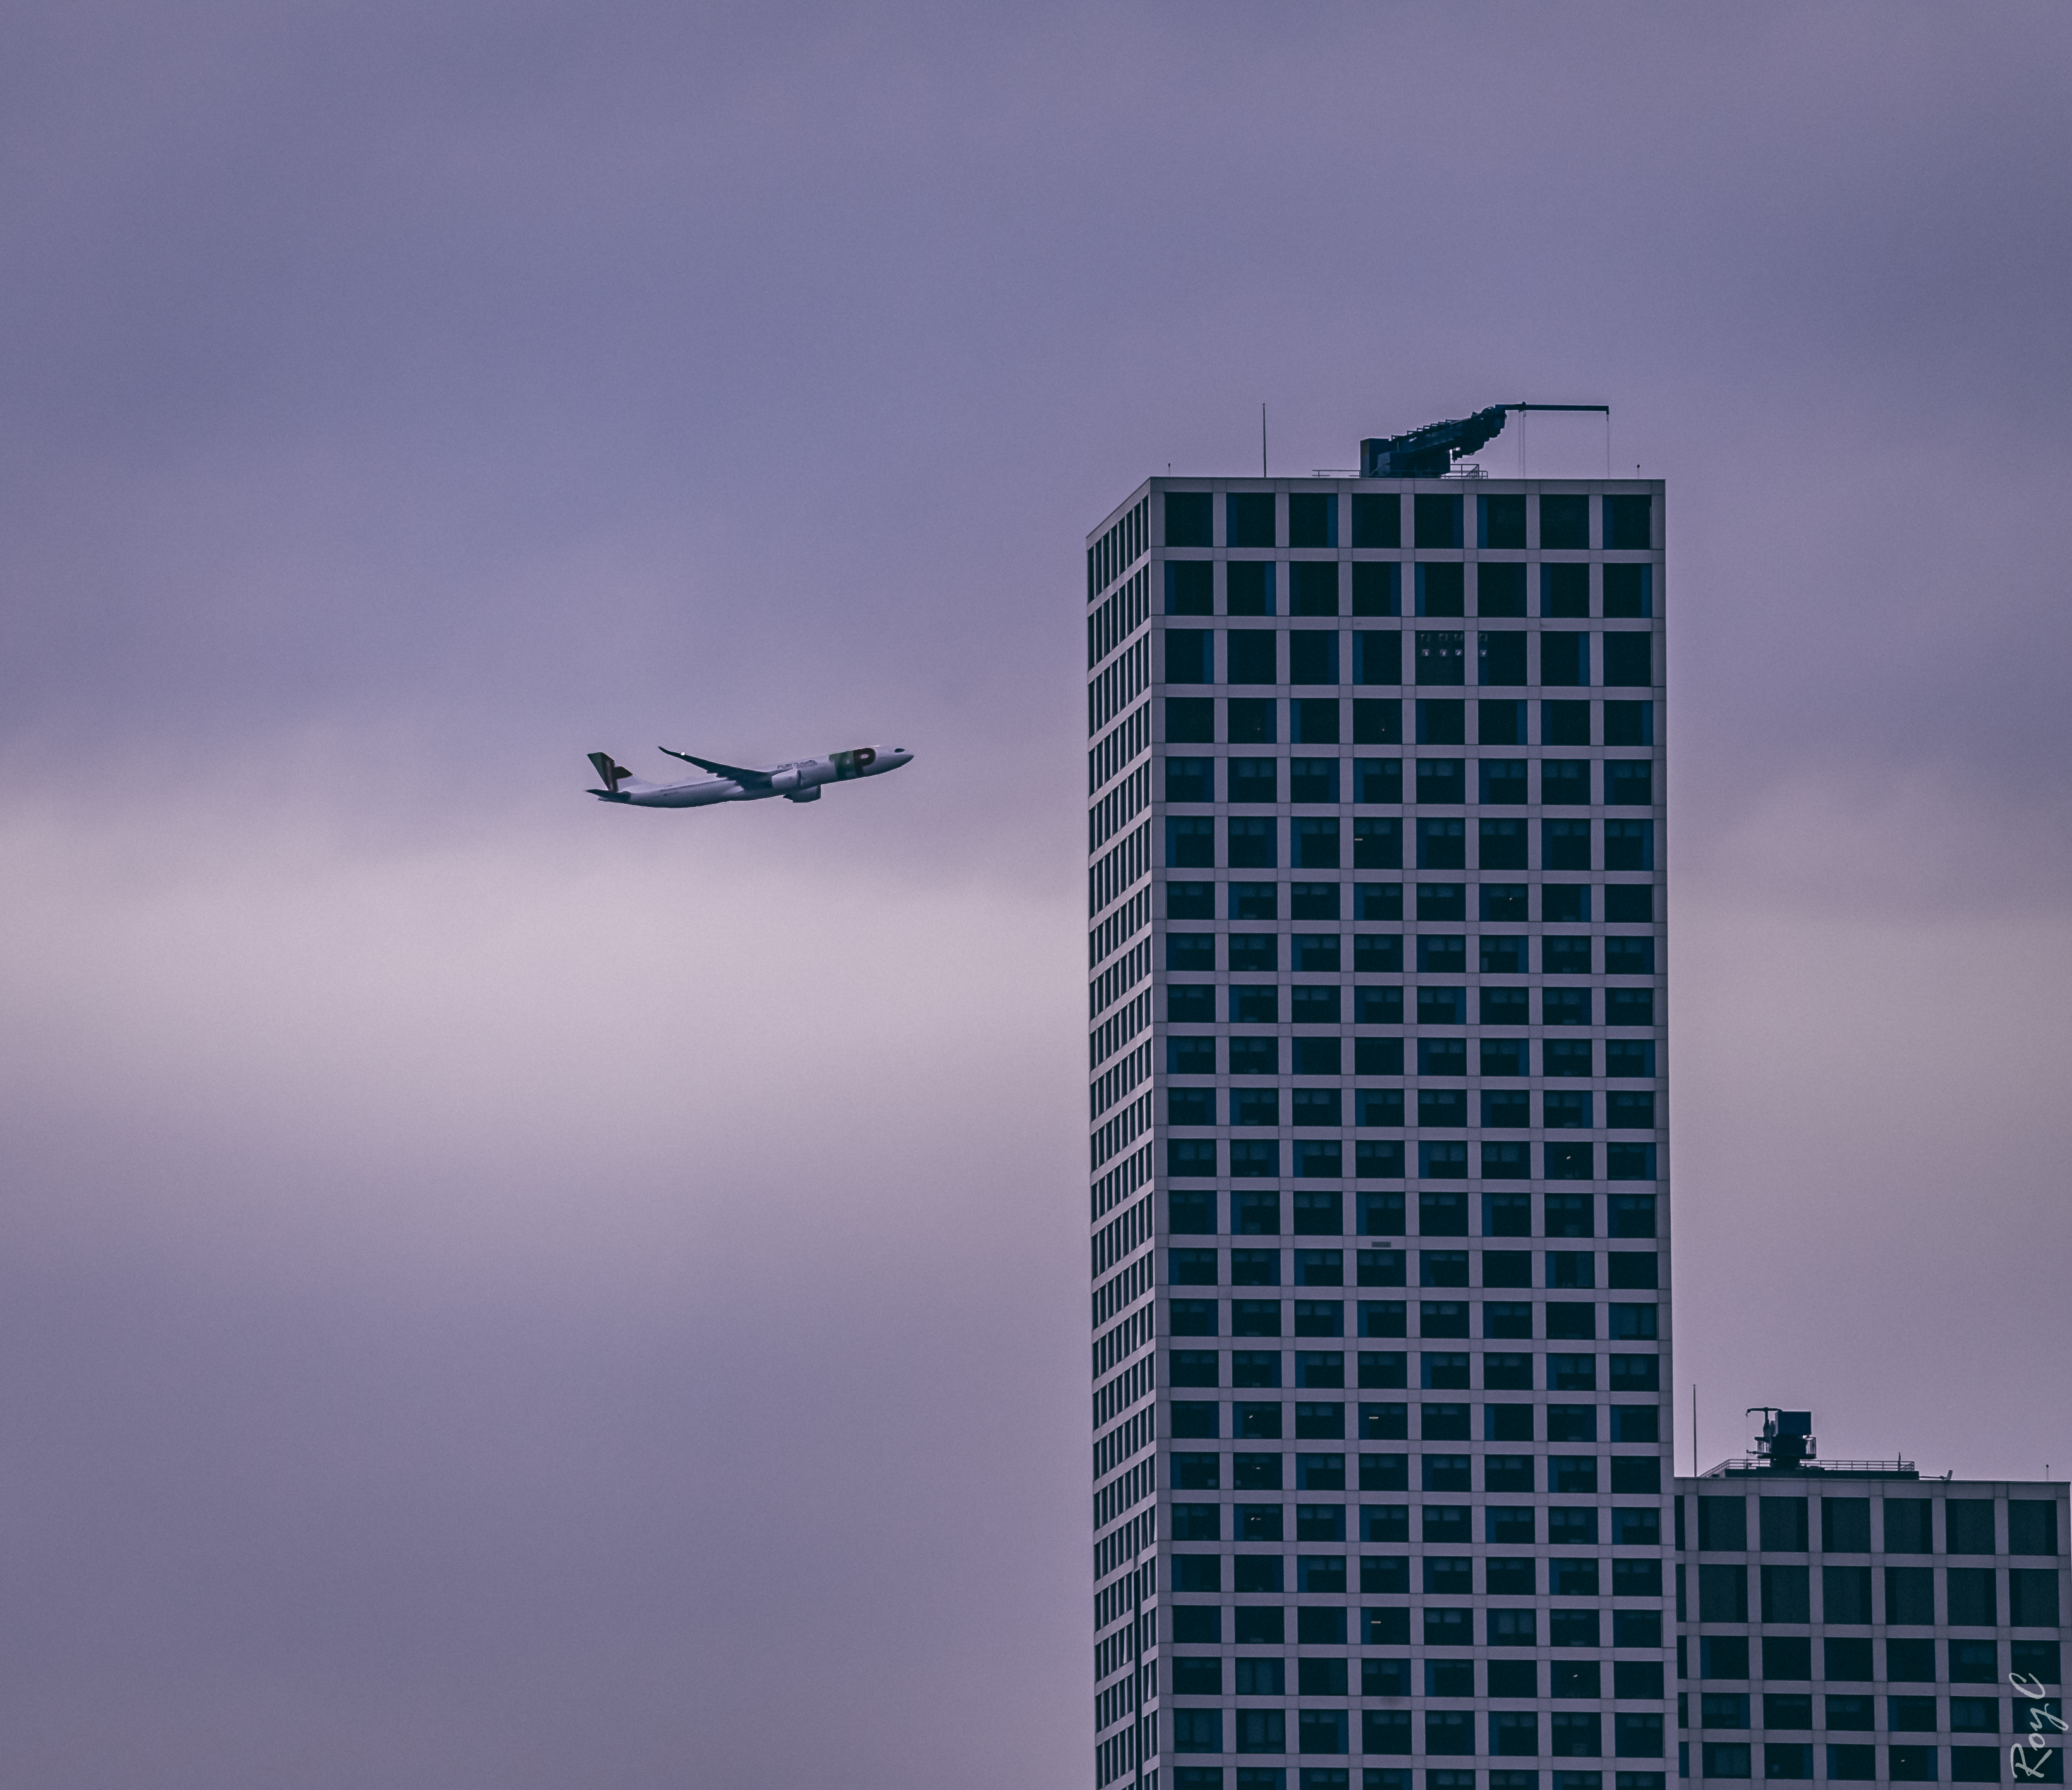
1087;456;1671;1790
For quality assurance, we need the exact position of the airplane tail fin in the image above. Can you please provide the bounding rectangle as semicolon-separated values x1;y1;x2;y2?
588;751;635;798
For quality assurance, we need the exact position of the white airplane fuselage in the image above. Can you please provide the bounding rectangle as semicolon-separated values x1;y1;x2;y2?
588;745;912;808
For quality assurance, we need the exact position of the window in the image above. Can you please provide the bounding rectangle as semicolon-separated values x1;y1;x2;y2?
1167;816;1215;867
1600;1043;1656;1086
2012;1568;2061;1627
1760;1495;1810;1551
1233;1605;1284;1645
1351;493;1401;549
1882;1566;1938;1626
1886;1499;1934;1554
1416;757;1467;805
1948;1499;1997;1554
1228;817;1276;870
1286;760;1340;807
1287;492;1337;550
1949;1567;1998;1627
1292;882;1341;920
1416;698;1465;743
1168;879;1215;920
1168;1033;1216;1074
1293;1036;1341;1078
1604;884;1654;923
1417;819;1465;870
1229;1038;1280;1081
1479;989;1529;1028
1230;1352;1279;1391
1479;936;1527;976
1231;1248;1280;1288
1603;632;1652;686
1480;697;1527;743
1544;935;1593;975
1417;563;1465;617
1228;628;1277;683
1537;822;1591;879
1228;697;1276;743
1480;493;1527;550
1295;1348;1344;1387
1615;1559;1664;1599
1293;817;1340;870
1481;1092;1529;1129
1604;494;1651;551
1484;1451;1534;1487
1609;1357;1659;1395
1700;1635;1749;1680
1531;564;1589;625
1541;699;1590;746
1351;564;1402;624
1354;629;1402;685
1227;492;1276;549
1486;1354;1534;1390
1604;819;1654;870
1167;560;1214;614
1166;757;1214;803
1417;630;1465;685
1169;1087;1215;1125
1826;1567;1873;1626
1415;494;1463;549
1605;758;1652;805
1290;630;1339;683
1606;987;1654;1026
1604;938;1655;978
1354;817;1402;869
1541;494;1589;550
1541;631;1588;687
2011;1501;2061;1555
1479;819;1527;869
1478;630;1527;685
1762;1564;1811;1623
1601;700;1652;748
1479;561;1527;617
1951;1640;2001;1684
1354;757;1402;804
1165;628;1212;685
1822;1497;1872;1552
1165;492;1213;547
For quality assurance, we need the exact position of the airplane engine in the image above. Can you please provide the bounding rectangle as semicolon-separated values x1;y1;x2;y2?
769;765;803;794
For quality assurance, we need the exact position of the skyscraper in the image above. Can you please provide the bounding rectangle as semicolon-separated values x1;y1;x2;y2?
1087;451;1671;1790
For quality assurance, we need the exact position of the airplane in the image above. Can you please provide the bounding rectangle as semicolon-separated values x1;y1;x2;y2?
585;743;914;807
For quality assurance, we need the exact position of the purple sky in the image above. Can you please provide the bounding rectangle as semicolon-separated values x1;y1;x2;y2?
3;5;2069;1784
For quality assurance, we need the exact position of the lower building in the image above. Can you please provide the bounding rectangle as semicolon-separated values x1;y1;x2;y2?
1676;1415;2067;1786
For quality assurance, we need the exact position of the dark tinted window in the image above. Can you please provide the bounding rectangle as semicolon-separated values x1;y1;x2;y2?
1165;491;1211;547
1540;493;1589;550
1227;492;1276;548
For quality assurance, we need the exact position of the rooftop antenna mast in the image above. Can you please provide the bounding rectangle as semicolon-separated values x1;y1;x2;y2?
1261;403;1267;478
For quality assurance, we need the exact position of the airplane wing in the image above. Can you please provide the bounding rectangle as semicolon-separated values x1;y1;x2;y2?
657;746;772;787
